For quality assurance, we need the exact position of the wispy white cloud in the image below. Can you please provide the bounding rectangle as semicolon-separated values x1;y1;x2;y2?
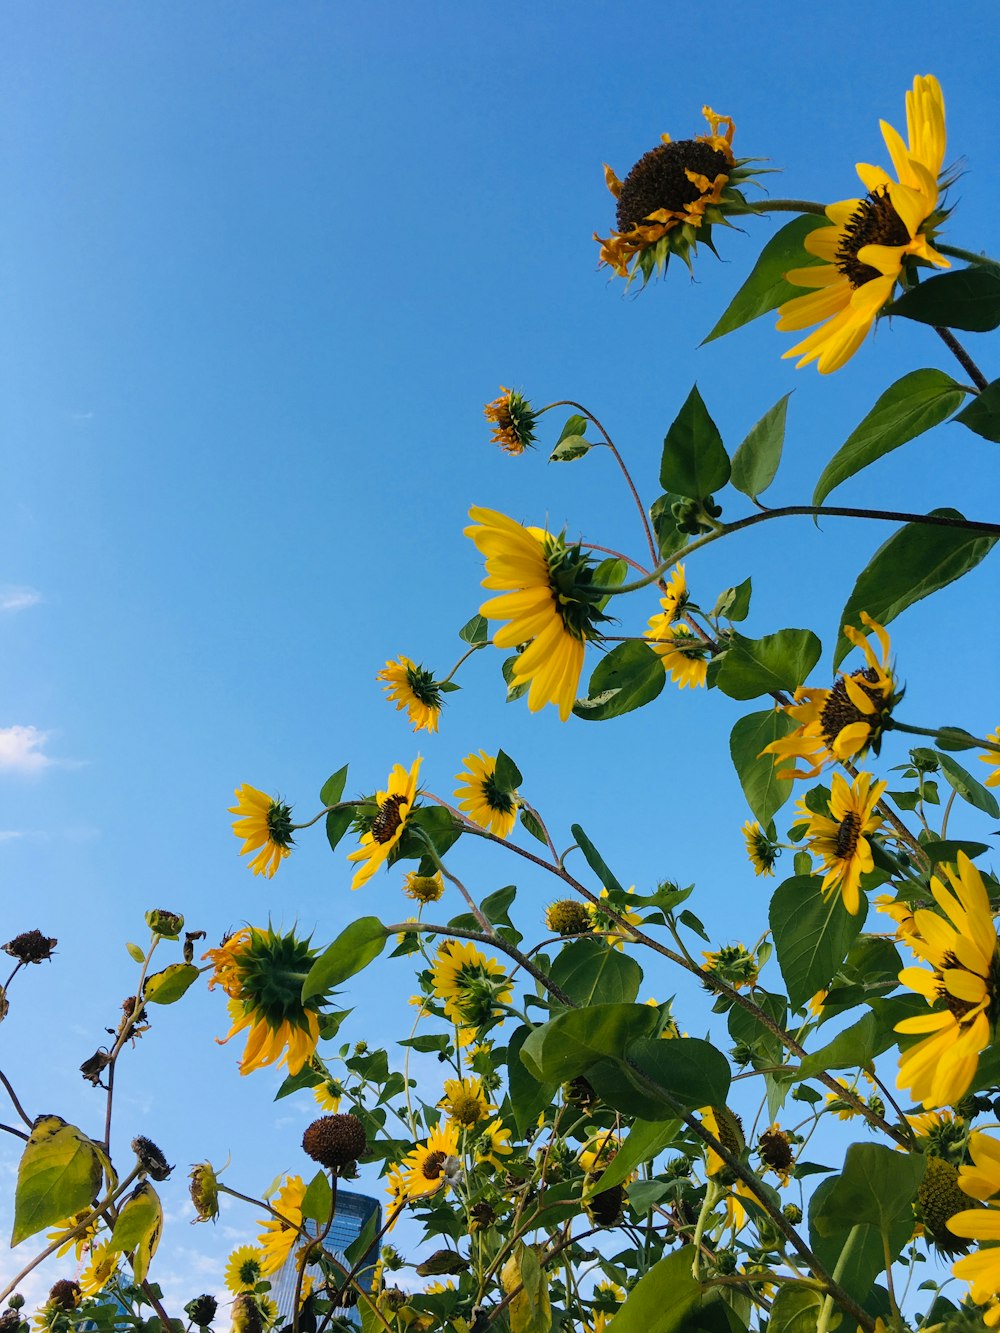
0;830;24;842
0;725;53;774
0;585;41;613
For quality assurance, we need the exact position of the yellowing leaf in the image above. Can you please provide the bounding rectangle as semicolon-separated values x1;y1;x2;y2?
109;1181;163;1283
143;962;199;1005
501;1241;551;1333
11;1115;105;1246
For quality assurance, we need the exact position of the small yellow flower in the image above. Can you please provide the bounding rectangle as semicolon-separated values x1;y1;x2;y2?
949;1132;1000;1312
229;784;294;878
874;894;919;941
78;1240;118;1295
439;1077;493;1128
257;1175;307;1276
484;386;537;456
313;1079;343;1113
979;729;1000;788
702;944;758;990
377;656;444;733
403;871;444;903
797;770;887;914
224;1243;266;1293
644;619;708;689
659;564;689;622
347;757;422;890
475;1119;513;1170
743;821;778;877
455;751;519;838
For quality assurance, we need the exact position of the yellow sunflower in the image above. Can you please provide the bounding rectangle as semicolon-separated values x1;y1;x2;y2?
78;1241;118;1296
762;612;896;780
644;619;708;689
45;1211;100;1260
475;1119;513;1170
377;657;444;733
257;1175;306;1276
595;106;743;281
229;784;294;878
440;1076;494;1128
797;771;887;914
980;729;1000;788
702;944;758;990
465;506;609;722
874;893;919;942
895;852;999;1109
742;821;778;877
401;1122;461;1199
659;564;689;622
384;1166;407;1226
403;871;444;903
949;1132;1000;1317
224;1243;266;1293
587;887;642;949
347;757;422;890
205;925;322;1077
484;387;538;456
429;939;513;1043
455;751;519;838
779;75;949;373
313;1079;343;1113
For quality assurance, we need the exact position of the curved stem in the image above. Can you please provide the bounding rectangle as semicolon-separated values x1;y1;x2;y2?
440;641;487;685
933;326;989;392
583;542;651;577
0;1069;32;1127
0;1122;28;1142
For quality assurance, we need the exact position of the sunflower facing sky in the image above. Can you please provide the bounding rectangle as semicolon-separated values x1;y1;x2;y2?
224;1244;266;1294
205;925;322;1076
798;770;887;914
763;613;897;780
439;1076;494;1128
347;756;422;889
400;1122;461;1200
895;852;1000;1109
454;750;520;838
465;506;609;722
778;75;949;373
377;656;444;733
229;784;295;878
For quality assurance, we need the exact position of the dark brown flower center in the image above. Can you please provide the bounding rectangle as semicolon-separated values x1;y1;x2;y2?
371;794;409;844
819;667;885;747
835;812;862;860
616;140;730;233
422;1150;446;1180
759;1128;794;1172
836;188;911;288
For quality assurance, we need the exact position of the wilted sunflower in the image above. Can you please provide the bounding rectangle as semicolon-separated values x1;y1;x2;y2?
229;784;295;878
401;1122;461;1199
378;657;444;733
403;871;444;903
644;620;708;689
742;821;779;877
347;757;422;889
465;506;610;721
440;1076;494;1128
779;75;949;373
762;613;897;780
224;1244;266;1294
429;939;513;1043
798;770;887;914
455;751;519;838
596;106;754;282
257;1175;307;1276
205;925;322;1077
948;1132;1000;1310
484;387;538;456
895;852;1000;1109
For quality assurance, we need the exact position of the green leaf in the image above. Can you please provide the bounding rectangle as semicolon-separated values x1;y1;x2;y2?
126;942;146;964
712;577;752;623
494;749;523;791
809;1175;913;1304
767;1285;824;1333
459;613;489;644
108;1181;162;1282
508;1025;558;1137
482;884;518;927
660;385;730;499
520;807;548;845
520;1003;659;1084
796;1012;881;1079
143;963;199;1006
936;726;981;751
302;917;388;1001
769;875;867;1010
812;370;965;507
555;413;589;443
625;1037;732;1113
731;394;790;498
11;1116;106;1246
325;806;354;853
937;752;1000;818
319;765;349;807
956;377;1000;442
606;1246;703;1333
703;215;828;343
649;493;690;562
729;708;798;826
549;434;591;462
588;1119;681;1197
393;804;463;866
301;1170;333;1224
549;938;642;1007
715;629;822;700
888;266;1000;331
834;508;998;667
728;989;787;1061
819;1142;926;1236
570;823;623;891
573;641;665;721
920;838;991;867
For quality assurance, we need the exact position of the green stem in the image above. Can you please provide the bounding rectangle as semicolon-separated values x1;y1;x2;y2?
440;641;487;685
889;719;1000;753
690;1180;721;1279
753;199;828;216
933;325;989;392
817;1226;861;1333
937;243;1000;270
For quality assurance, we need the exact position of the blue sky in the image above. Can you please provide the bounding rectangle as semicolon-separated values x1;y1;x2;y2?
2;0;999;1305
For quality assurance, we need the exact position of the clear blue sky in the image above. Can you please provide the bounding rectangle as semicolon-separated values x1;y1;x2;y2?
2;0;999;1303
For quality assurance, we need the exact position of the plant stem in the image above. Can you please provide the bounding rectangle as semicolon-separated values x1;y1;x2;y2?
889;718;1000;753
937;243;1000;270
933;326;990;392
0;1069;32;1127
753;199;828;216
440;641;487;685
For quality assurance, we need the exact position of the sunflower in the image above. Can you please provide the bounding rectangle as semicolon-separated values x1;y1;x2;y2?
758;1126;794;1187
347;757;422;890
224;1244;266;1294
895;852;1000;1109
229;784;294;878
401;1122;461;1200
743;821;779;877
644;619;708;689
455;751;520;838
313;1079;343;1113
205;925;323;1077
778;76;949;373
484;387;537;456
257;1175;307;1276
545;899;592;936
762;613;897;780
702;944;758;990
475;1119;513;1170
429;939;513;1043
384;1167;408;1226
377;657;444;733
797;771;887;914
439;1077;493;1128
78;1241;118;1296
587;887;642;949
404;871;444;903
465;507;610;722
595;106;750;282
45;1211;100;1260
980;729;1000;788
874;893;919;942
948;1132;1000;1317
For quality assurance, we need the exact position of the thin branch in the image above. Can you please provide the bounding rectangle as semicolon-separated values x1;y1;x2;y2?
0;1069;31;1127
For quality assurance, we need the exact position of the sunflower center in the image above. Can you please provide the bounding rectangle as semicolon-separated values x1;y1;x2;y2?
836;188;911;288
266;801;295;849
834;812;862;860
616;140;730;233
819;668;885;747
371;794;409;844
448;1090;485;1126
482;772;515;815
422;1150;446;1181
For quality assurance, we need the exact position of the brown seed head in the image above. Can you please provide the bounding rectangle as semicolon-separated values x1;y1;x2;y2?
302;1113;367;1171
3;931;57;965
